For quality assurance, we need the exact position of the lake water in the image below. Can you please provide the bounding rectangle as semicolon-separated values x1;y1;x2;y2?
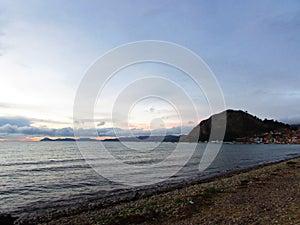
0;142;299;216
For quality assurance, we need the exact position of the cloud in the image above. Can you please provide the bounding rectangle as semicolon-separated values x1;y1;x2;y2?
54;127;74;136
0;117;31;126
96;126;193;137
280;115;300;125
0;124;74;137
97;121;105;126
148;107;155;113
0;123;193;139
0;102;11;108
0;116;68;127
0;23;4;57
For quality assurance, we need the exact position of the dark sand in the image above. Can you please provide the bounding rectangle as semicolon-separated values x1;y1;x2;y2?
15;157;300;225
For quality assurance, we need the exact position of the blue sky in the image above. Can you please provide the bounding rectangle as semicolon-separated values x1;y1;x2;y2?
0;0;300;140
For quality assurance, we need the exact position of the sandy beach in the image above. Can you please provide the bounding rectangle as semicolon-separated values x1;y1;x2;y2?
13;156;300;225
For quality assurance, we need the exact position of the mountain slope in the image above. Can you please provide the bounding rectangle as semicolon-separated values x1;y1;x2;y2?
182;110;290;142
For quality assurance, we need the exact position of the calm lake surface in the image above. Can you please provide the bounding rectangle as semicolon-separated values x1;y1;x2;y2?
0;142;300;216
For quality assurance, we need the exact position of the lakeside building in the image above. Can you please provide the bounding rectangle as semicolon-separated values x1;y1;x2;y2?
237;129;300;144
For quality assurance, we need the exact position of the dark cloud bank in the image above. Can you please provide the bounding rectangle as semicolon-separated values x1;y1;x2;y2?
0;117;193;139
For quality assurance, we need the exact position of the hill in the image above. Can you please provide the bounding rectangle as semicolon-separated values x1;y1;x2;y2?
291;124;300;130
40;137;76;141
40;136;180;142
182;110;290;142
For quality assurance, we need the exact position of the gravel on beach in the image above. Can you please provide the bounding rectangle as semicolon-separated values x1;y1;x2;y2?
15;157;300;225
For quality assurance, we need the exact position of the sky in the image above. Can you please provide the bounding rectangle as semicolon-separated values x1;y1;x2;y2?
0;0;299;141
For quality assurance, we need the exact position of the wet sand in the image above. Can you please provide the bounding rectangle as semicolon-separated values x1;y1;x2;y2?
15;157;300;225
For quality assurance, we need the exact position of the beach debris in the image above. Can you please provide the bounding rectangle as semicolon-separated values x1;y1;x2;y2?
189;200;194;205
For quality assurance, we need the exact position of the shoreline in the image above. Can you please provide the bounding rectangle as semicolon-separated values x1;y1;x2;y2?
13;155;300;224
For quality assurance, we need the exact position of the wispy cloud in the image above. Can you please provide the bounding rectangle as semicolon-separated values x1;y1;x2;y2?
0;117;31;127
97;121;105;126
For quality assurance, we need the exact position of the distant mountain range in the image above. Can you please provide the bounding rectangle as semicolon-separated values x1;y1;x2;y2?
40;137;99;142
40;109;294;143
103;135;180;142
40;135;180;142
